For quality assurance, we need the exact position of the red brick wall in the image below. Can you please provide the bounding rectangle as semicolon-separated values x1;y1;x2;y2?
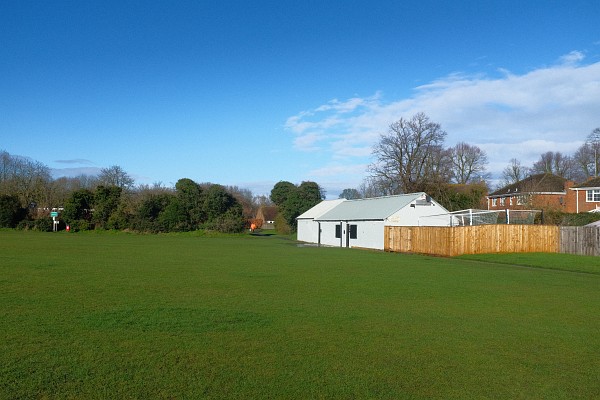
487;187;600;214
568;189;600;213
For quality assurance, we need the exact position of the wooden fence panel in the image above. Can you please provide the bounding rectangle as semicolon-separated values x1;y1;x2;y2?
559;227;600;256
385;225;560;256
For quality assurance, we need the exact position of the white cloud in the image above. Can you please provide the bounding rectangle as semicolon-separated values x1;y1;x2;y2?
559;50;585;66
307;163;368;178
286;51;600;192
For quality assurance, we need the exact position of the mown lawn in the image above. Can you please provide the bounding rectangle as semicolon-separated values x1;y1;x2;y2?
1;230;599;399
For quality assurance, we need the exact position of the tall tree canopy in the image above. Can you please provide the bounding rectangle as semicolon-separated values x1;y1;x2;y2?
98;165;134;190
369;112;448;194
270;181;296;205
449;142;489;184
339;188;361;200
270;180;324;231
500;158;531;188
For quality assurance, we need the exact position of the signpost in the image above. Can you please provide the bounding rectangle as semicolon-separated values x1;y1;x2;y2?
51;211;59;232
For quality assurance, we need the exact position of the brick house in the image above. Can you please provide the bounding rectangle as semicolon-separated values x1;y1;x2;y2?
569;177;600;213
486;173;575;212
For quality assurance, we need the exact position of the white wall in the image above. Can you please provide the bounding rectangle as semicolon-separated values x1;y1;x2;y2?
318;221;342;247
351;221;385;250
317;220;385;250
297;219;319;243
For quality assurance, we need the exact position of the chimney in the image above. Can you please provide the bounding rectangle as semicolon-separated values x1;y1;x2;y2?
564;180;575;190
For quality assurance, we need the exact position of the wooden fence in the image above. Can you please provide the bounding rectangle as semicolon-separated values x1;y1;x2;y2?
559;227;600;256
384;225;560;257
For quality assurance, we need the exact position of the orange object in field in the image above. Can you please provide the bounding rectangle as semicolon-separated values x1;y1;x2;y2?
250;223;256;231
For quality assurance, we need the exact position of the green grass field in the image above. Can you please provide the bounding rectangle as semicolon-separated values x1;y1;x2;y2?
1;230;599;399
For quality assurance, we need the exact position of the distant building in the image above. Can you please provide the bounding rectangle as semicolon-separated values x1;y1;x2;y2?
296;193;449;250
255;206;278;229
487;173;574;212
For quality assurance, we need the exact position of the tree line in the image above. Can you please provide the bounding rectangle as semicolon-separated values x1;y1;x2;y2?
338;112;489;211
338;113;599;211
0;150;327;234
500;127;600;187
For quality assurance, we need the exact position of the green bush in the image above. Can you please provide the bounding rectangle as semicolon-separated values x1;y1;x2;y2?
274;213;292;234
16;220;35;231
35;217;55;232
0;195;26;228
106;206;130;230
539;210;600;226
16;217;54;232
207;208;246;233
67;219;93;232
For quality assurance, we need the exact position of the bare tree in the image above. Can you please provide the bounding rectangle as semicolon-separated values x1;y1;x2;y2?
585;127;600;177
369;112;448;194
501;158;530;187
98;165;134;190
0;150;51;207
358;177;389;198
573;144;594;179
531;151;576;179
448;142;489;184
226;185;257;219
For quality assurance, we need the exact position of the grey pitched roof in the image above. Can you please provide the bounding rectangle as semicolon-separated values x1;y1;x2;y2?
315;193;426;221
296;199;346;219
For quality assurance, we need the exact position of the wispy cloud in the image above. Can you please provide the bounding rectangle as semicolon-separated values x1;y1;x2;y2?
51;167;102;178
286;51;600;191
558;50;586;66
54;159;96;165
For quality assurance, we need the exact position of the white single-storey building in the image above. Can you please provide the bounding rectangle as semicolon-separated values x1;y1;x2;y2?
296;193;450;250
296;199;346;244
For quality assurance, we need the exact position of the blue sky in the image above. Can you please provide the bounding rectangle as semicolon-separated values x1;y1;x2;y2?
1;1;599;197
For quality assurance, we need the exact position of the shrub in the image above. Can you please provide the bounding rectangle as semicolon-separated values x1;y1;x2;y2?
541;210;600;226
274;213;292;234
204;207;246;233
16;217;55;232
68;219;92;232
35;217;55;232
0;195;26;228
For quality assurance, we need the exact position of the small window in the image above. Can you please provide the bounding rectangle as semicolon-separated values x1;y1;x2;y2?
509;197;513;205
499;198;505;206
587;189;600;202
349;224;357;239
335;224;341;238
491;198;497;207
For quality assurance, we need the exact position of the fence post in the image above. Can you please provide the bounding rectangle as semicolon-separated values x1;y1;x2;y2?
506;209;510;225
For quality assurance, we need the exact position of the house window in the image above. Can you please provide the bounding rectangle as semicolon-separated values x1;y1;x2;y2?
499;198;505;206
587;189;600;202
509;197;513;206
517;195;526;205
349;224;357;239
492;198;497;207
335;224;341;238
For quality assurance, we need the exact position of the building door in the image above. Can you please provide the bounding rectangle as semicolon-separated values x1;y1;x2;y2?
317;222;321;246
346;223;350;248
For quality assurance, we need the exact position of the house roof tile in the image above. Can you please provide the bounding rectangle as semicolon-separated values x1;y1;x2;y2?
489;173;567;196
572;176;600;189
